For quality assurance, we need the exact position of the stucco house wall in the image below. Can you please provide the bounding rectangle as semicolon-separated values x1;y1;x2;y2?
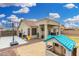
18;21;38;39
18;21;29;32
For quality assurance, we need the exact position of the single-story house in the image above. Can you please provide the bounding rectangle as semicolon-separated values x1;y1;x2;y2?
45;35;79;56
18;18;62;40
18;19;38;39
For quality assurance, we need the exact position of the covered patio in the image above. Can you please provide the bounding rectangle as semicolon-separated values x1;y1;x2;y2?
37;18;61;40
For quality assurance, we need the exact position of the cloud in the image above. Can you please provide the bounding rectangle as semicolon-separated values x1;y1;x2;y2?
13;3;36;14
64;15;79;23
0;3;36;7
64;23;78;28
14;3;36;7
0;3;9;7
27;19;37;21
64;18;74;23
0;3;36;14
0;22;3;28
1;20;7;24
7;15;24;27
0;22;2;25
13;7;29;13
49;13;60;19
0;14;6;18
0;22;3;26
64;15;79;28
64;3;78;9
7;15;22;22
31;19;37;21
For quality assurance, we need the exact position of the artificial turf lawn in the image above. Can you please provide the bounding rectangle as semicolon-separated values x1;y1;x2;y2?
66;35;79;43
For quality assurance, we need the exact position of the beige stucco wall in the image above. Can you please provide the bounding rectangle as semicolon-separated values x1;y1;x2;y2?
18;22;38;39
19;22;29;31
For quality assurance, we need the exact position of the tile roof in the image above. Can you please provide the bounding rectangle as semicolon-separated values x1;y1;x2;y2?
45;35;76;51
23;20;37;26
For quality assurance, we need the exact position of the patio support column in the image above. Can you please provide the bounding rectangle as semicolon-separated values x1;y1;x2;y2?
55;26;58;35
58;24;61;35
38;25;41;39
30;27;32;38
44;24;48;40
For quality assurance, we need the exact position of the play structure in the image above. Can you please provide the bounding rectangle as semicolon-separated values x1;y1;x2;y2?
19;32;31;41
45;35;79;56
45;35;76;51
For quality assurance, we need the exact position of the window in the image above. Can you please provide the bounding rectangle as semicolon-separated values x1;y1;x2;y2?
54;43;59;47
28;28;30;35
41;27;44;31
32;28;37;35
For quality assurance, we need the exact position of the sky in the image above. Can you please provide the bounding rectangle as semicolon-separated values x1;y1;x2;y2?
0;3;79;28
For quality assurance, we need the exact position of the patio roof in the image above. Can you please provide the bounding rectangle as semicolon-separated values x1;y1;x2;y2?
37;18;60;26
45;35;76;51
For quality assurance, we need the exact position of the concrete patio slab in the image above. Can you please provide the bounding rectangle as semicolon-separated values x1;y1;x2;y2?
0;36;28;49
